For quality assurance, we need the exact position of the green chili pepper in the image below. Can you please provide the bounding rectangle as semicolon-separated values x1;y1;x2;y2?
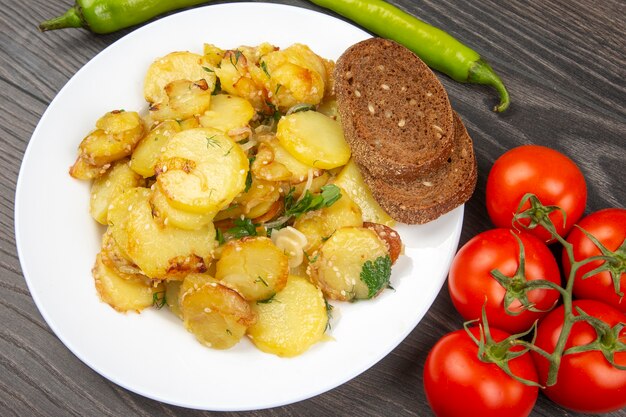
308;0;510;112
39;0;210;34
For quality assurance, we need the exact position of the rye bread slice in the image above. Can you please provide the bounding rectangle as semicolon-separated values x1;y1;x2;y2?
335;38;454;181
358;112;477;224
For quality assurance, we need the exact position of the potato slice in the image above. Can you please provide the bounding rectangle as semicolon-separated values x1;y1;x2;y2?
216;237;289;301
100;229;143;279
108;187;216;279
149;79;212;122
78;111;144;167
260;44;328;111
265;137;323;183
308;227;390;301
276;110;350;169
69;156;109;180
150;186;214;231
130;120;181;178
333;159;395;226
165;280;183;319
180;273;255;349
93;253;161;313
198;94;255;133
90;159;144;225
144;51;217;104
247;275;328;357
156;128;248;214
293;188;362;251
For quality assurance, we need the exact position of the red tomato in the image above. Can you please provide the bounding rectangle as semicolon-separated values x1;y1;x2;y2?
532;299;626;413
486;145;587;242
448;229;561;333
424;327;538;417
563;208;626;312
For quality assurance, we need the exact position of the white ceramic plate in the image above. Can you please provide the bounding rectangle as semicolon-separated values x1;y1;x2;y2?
15;2;463;411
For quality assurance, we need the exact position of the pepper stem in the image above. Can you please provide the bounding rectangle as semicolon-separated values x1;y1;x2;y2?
38;6;86;32
468;59;510;112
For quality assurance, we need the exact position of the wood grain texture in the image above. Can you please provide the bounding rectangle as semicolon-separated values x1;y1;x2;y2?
1;0;624;416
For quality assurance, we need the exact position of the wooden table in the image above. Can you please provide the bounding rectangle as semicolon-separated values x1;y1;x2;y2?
2;0;624;416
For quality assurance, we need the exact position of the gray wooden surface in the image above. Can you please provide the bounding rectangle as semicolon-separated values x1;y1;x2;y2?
2;0;625;416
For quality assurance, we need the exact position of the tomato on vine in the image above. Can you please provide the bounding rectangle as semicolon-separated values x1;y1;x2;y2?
448;228;561;333
531;299;626;413
424;326;538;417
486;145;587;242
563;208;626;312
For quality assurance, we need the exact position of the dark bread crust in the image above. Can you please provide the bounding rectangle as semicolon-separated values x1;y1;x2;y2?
359;112;477;224
335;38;454;181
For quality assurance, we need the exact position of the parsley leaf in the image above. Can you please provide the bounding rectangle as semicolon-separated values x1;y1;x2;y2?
152;291;166;309
360;255;392;299
244;157;255;192
227;218;258;238
284;184;341;219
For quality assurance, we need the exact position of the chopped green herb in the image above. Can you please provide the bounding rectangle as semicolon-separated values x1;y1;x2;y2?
230;50;243;68
256;294;278;304
254;276;269;287
227;218;258;238
245;157;255;192
223;145;234;156
215;228;225;245
152;291;166;309
226;329;232;335
212;77;221;95
260;61;270;78
275;83;282;95
304;250;319;264
206;135;220;148
325;298;334;331
202;66;214;73
360;255;392;299
284;184;341;219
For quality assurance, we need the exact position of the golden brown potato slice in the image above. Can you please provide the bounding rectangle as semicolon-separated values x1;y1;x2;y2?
156;128;248;214
198;94;255;133
100;229;143;279
90;159;144;225
293;188;362;252
78;111;145;167
144;51;217;104
264;137;323;183
247;275;328;357
107;187;216;279
216;237;289;301
259;44;328;111
69;156;109;180
333;159;395;226
180;273;255;349
308;227;390;301
93;253;161;313
130;120;181;178
276;111;350;169
150;186;214;231
149;79;212;122
214;176;281;221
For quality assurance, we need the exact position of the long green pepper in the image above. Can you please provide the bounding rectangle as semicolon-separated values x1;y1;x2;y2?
39;0;210;34
308;0;510;112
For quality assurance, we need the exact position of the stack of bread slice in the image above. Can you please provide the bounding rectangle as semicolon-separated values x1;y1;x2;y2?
335;38;477;224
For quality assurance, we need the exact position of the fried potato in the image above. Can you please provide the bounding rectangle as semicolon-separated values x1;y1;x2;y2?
216;237;289;301
76;110;145;168
264;136;323;183
93;253;161;313
260;44;328;111
276;110;350;169
149;79;212;122
308;227;390;301
156;128;248;214
198;94;255;133
107;187;216;279
90;159;144;225
293;188;362;251
150;186;214;231
247;275;328;357
333;159;395;226
180;273;255;349
144;51;217;104
130;120;181;178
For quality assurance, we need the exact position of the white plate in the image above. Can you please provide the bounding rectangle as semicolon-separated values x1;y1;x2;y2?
15;2;463;411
